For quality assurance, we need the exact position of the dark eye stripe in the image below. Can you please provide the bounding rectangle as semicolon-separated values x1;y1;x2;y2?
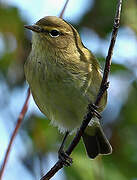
40;28;49;33
40;28;62;37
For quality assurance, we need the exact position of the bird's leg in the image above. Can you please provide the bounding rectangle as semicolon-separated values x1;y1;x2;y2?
88;104;102;119
58;131;73;166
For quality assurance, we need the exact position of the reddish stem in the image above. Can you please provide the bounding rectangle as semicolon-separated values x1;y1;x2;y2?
59;0;69;18
0;88;31;180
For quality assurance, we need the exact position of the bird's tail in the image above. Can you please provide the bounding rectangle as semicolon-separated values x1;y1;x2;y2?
82;123;112;159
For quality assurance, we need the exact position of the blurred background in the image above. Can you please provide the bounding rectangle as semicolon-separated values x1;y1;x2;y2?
0;0;137;179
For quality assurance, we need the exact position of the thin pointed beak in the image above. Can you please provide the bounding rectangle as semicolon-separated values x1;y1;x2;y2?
24;25;42;33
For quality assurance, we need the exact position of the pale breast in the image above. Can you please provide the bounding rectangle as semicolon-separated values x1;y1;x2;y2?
25;54;89;133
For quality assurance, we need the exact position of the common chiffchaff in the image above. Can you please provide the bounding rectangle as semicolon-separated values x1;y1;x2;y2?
24;16;112;159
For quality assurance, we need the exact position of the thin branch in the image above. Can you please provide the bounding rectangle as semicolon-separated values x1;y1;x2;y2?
97;0;122;105
0;88;31;180
40;0;123;179
59;0;69;18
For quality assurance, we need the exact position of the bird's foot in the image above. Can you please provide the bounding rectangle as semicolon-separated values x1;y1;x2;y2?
88;104;102;119
58;149;73;167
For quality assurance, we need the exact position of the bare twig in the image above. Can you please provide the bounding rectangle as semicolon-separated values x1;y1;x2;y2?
0;88;31;180
40;0;122;179
59;0;69;18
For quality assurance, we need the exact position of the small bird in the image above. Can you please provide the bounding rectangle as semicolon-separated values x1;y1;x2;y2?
24;16;112;162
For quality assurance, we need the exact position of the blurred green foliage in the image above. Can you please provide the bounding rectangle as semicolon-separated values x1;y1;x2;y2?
0;0;137;180
0;5;30;87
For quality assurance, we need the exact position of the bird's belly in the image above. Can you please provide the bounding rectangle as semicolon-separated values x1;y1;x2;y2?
31;73;88;133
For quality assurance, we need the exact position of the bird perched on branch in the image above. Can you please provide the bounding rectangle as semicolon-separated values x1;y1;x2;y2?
24;16;112;163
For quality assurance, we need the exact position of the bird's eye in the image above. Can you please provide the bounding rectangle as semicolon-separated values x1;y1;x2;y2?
49;30;60;37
